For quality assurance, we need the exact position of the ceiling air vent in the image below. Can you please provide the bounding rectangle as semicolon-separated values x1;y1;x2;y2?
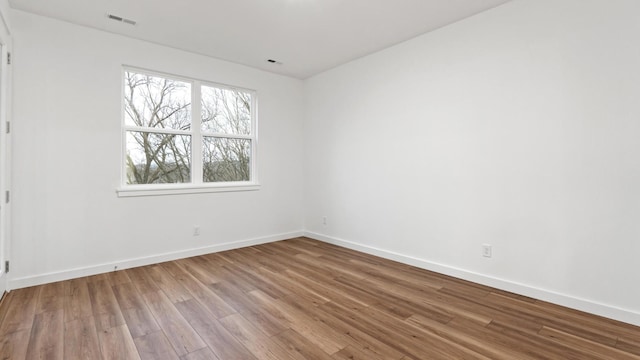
107;13;137;26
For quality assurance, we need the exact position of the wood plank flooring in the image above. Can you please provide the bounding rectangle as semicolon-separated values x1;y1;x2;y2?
1;237;639;359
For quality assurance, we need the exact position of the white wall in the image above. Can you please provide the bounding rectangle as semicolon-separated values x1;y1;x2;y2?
304;0;640;325
0;0;9;31
10;10;304;287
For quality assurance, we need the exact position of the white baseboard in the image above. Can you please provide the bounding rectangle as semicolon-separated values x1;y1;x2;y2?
304;231;640;327
8;231;304;290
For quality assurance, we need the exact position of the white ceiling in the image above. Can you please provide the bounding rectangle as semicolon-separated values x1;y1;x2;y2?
10;0;512;79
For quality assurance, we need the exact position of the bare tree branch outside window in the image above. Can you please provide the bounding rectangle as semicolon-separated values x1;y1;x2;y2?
124;72;192;184
201;86;252;182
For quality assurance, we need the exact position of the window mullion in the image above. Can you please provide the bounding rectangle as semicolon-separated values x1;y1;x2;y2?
192;82;203;184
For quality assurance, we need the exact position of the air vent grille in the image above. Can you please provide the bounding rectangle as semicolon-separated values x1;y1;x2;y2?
107;13;137;26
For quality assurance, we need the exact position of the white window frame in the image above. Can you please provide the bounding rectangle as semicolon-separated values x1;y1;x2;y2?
116;67;259;197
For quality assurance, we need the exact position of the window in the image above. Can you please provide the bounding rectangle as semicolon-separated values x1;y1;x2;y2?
119;68;258;196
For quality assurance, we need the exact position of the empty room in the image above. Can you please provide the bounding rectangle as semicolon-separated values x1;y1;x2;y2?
0;0;639;358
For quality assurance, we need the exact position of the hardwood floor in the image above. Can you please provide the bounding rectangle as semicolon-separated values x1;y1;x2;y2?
1;237;639;359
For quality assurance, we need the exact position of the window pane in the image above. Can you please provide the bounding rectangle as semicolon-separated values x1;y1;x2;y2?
201;86;251;135
126;131;191;184
203;137;251;182
124;72;191;130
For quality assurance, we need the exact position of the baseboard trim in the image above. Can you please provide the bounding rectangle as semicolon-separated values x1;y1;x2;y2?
8;231;304;290
304;231;640;327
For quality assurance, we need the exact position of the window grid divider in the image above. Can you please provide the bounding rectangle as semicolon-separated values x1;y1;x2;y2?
123;126;192;136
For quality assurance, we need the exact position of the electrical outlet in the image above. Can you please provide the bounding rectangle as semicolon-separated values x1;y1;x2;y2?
193;226;200;236
322;216;327;225
482;244;492;258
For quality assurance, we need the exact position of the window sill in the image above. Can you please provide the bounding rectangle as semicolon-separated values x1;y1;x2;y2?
116;183;260;197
